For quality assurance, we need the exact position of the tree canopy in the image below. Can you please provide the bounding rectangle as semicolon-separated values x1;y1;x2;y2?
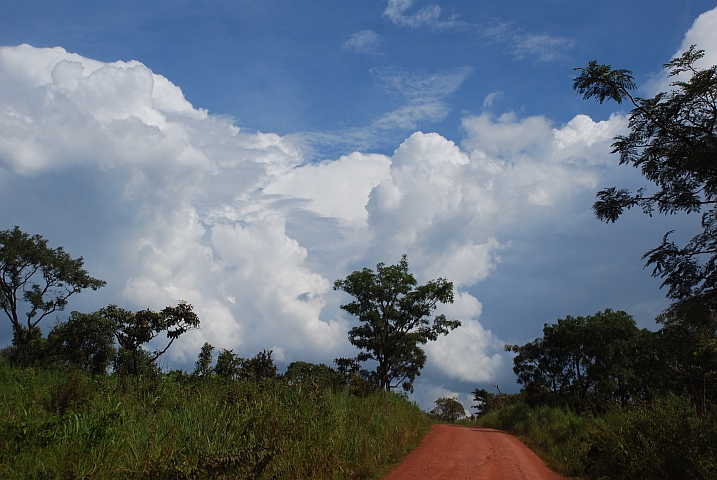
573;46;717;327
334;255;460;392
507;310;644;412
0;226;105;345
100;302;200;376
430;397;465;422
47;311;117;375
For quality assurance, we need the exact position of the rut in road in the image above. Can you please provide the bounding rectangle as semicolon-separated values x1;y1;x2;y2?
382;424;566;480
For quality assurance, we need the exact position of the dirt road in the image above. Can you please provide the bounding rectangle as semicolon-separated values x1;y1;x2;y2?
382;424;565;480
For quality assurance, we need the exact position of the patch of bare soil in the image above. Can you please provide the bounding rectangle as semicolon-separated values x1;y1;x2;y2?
382;424;566;480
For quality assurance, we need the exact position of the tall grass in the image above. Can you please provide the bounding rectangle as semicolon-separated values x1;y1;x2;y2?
0;361;429;479
477;395;717;480
583;395;717;480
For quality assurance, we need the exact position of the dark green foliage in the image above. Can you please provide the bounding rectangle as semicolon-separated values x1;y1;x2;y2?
112;346;161;377
285;361;336;386
47;311;117;375
574;47;717;316
573;60;636;104
507;309;644;412
0;325;49;368
214;348;242;380
43;368;96;416
241;349;278;381
479;396;717;480
100;302;200;376
584;395;717;480
213;349;278;383
0;226;105;346
334;357;378;396
472;387;513;417
193;341;215;376
429;397;465;422
334;254;460;392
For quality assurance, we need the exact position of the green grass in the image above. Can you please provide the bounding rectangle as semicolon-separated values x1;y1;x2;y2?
0;362;430;479
476;395;717;480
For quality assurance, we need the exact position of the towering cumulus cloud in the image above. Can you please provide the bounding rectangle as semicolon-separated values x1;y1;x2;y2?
0;45;624;393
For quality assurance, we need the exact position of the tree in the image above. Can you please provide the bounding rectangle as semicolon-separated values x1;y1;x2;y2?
0;226;105;345
214;348;242;380
193;342;215;376
240;349;278;381
430;397;465;422
334;255;460;392
100;301;200;375
284;361;337;388
472;388;501;418
507;310;642;411
47;311;117;375
573;46;717;326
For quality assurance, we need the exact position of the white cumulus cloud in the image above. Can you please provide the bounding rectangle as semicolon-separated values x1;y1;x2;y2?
0;44;626;396
647;7;717;94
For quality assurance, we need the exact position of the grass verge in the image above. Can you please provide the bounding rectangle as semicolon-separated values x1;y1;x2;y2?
0;361;430;479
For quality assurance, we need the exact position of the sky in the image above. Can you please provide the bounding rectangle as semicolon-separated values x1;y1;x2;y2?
1;0;717;410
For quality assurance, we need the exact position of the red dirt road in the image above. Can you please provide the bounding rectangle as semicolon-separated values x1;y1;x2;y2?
382;424;566;480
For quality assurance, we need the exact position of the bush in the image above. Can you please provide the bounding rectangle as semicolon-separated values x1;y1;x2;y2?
112;346;160;377
583;394;717;480
47;311;117;375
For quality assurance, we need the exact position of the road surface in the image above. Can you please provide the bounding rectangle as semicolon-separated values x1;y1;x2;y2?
382;424;566;480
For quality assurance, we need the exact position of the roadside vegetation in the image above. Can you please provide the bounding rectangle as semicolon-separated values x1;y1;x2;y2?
476;392;717;479
471;305;717;478
0;357;430;479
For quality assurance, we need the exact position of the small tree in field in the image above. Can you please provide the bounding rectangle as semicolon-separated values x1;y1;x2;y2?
430;397;465;422
193;342;215;376
334;255;460;392
100;302;200;376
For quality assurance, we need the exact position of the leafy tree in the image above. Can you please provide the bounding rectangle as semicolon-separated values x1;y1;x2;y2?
212;348;278;382
0;226;105;345
507;310;642;411
574;46;717;325
332;357;378;396
430;397;465;422
47;311;117;375
193;342;215;376
472;388;503;418
334;255;460;392
100;301;200;375
284;361;338;390
113;346;160;377
240;349;278;381
214;348;242;380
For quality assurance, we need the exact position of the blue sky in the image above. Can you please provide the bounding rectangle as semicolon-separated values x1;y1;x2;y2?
1;0;717;409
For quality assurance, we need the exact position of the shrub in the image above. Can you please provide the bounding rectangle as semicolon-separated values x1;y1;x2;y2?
583;394;717;480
